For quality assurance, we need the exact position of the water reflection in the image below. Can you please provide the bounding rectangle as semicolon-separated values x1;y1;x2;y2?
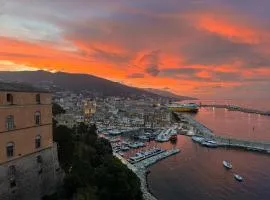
148;136;270;200
193;107;270;141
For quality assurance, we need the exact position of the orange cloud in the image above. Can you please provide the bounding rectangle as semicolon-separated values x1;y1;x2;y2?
0;36;127;78
196;15;259;44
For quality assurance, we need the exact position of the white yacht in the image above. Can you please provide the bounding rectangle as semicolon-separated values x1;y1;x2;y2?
234;174;243;182
223;160;232;169
191;136;205;143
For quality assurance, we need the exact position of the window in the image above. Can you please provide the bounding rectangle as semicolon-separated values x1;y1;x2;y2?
6;115;15;130
8;165;16;176
36;94;41;104
35;135;41;149
7;93;13;104
35;112;41;125
6;142;14;158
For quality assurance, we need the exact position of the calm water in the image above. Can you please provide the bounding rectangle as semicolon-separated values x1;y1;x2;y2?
147;99;270;200
193;107;270;141
182;99;270;141
182;99;270;111
148;136;270;200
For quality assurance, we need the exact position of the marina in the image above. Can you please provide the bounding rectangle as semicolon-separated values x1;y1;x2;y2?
101;99;270;200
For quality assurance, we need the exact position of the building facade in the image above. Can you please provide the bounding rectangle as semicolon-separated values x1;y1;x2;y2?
0;82;63;200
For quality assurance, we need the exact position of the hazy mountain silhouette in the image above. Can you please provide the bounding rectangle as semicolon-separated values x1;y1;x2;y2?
144;88;196;100
0;70;194;100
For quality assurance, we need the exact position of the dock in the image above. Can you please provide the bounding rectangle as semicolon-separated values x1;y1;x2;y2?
200;104;270;116
180;113;270;153
114;148;180;200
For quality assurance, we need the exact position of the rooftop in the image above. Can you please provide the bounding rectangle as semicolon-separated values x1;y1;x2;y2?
0;81;51;93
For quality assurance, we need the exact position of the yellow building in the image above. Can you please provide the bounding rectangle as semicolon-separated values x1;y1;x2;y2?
0;82;53;163
83;99;96;119
0;82;63;200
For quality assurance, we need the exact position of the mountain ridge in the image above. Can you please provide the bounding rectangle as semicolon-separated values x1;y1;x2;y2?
0;70;194;100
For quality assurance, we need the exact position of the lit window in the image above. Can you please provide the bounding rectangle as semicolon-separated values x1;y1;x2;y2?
35;112;41;125
36;94;41;104
7;93;13;104
6;142;14;157
35;135;41;148
6;115;15;130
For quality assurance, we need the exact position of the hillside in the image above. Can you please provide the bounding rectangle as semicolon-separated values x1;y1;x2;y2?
0;70;194;99
144;88;196;101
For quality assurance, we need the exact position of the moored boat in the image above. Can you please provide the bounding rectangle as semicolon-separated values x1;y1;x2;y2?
191;136;205;143
234;174;243;182
186;127;196;136
223;160;232;169
167;103;199;113
202;140;218;148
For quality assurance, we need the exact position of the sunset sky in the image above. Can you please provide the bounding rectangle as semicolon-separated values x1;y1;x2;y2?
0;0;270;99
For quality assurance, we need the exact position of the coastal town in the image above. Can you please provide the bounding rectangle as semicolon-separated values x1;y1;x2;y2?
51;90;270;200
1;82;270;200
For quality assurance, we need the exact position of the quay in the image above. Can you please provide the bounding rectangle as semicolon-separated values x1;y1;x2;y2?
200;104;270;116
180;113;270;153
114;148;180;200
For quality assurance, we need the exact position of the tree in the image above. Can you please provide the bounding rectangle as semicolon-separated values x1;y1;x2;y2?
53;125;74;172
52;103;66;116
49;123;142;200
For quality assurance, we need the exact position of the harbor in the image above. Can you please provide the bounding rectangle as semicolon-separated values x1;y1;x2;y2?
99;100;270;200
114;148;180;200
178;113;270;153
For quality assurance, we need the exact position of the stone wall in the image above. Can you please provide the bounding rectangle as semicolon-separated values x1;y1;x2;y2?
0;143;64;200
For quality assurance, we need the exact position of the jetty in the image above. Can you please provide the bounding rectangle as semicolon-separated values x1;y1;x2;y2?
200;104;270;116
114;148;180;200
180;113;270;153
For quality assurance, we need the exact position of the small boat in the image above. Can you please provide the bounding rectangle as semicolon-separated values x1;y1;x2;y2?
121;146;130;151
202;140;218;148
155;134;170;142
234;174;243;182
191;136;205;143
187;128;195;136
223;160;232;169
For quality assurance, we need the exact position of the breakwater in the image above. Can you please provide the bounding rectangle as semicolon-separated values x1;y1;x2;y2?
181;114;270;153
114;149;180;200
201;104;270;116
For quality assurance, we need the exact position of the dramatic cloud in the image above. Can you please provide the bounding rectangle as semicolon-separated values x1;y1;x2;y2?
0;0;270;98
140;51;161;77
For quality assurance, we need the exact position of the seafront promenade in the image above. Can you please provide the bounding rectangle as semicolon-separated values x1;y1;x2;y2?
114;149;180;200
200;104;270;116
181;114;270;153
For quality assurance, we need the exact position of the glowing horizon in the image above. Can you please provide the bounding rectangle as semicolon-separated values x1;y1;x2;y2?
1;0;270;99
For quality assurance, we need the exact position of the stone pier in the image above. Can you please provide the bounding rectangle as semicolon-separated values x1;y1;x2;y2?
114;148;180;200
181;113;270;153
